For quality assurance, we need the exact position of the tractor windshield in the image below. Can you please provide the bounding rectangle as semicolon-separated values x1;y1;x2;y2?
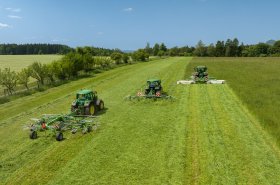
77;94;85;99
148;81;158;87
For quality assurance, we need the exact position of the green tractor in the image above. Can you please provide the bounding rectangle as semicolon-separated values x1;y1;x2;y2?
126;79;172;100
177;66;225;84
27;89;104;141
71;89;104;115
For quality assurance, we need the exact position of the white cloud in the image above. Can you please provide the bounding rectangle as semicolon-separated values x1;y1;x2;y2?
97;32;104;35
5;7;21;12
0;22;10;29
123;7;133;12
8;15;22;19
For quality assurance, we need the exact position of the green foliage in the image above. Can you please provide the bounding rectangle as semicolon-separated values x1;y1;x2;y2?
110;52;123;64
0;43;72;55
122;53;129;63
153;43;160;56
132;49;149;61
29;62;48;85
194;40;207;56
0;68;18;95
17;68;31;90
206;43;216;56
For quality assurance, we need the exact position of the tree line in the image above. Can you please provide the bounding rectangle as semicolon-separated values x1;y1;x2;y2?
0;44;73;55
143;39;280;57
0;46;150;96
0;44;122;56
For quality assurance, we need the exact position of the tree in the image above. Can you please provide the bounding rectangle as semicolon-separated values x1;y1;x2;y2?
153;43;160;56
169;47;179;56
122;53;129;63
145;42;153;55
254;43;270;56
17;68;31;90
82;53;94;72
159;43;167;52
0;68;18;95
215;41;225;56
132;49;149;61
158;50;165;58
110;52;123;64
29;62;48;85
194;40;207;56
207;44;216;57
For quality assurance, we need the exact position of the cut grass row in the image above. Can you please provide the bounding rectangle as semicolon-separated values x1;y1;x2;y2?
185;57;280;147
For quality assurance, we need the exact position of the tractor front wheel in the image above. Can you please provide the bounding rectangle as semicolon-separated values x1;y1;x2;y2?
85;104;96;115
56;132;63;141
29;131;37;139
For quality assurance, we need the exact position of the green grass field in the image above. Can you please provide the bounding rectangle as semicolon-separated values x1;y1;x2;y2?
0;55;62;71
0;55;63;96
0;57;280;184
186;57;280;147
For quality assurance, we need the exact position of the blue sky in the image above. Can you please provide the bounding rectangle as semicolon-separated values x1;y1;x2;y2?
0;0;279;50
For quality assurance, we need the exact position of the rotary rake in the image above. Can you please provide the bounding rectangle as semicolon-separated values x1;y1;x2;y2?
28;113;97;141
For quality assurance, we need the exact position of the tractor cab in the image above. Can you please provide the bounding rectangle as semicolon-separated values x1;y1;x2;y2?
76;90;97;101
194;66;208;77
145;79;162;96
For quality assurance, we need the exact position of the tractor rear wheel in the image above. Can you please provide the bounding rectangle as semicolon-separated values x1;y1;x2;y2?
99;101;104;110
29;131;37;139
56;132;63;141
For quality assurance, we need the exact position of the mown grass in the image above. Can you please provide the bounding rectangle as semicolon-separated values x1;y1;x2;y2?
184;84;280;184
186;57;280;147
0;57;191;184
0;55;62;71
1;57;280;184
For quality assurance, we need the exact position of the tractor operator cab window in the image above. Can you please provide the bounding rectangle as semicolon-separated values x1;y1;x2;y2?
149;82;156;88
78;94;85;99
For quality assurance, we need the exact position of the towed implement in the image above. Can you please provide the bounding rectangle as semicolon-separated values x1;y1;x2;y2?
28;89;104;141
126;79;172;100
177;66;225;84
29;113;97;141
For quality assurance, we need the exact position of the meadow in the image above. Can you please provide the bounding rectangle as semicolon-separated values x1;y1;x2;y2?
0;57;279;184
186;57;280;147
0;55;62;71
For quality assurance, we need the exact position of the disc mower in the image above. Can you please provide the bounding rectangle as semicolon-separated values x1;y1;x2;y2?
177;66;225;84
126;79;172;100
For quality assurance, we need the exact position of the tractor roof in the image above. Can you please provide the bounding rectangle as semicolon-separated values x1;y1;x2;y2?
77;89;93;95
196;66;207;69
147;79;161;83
